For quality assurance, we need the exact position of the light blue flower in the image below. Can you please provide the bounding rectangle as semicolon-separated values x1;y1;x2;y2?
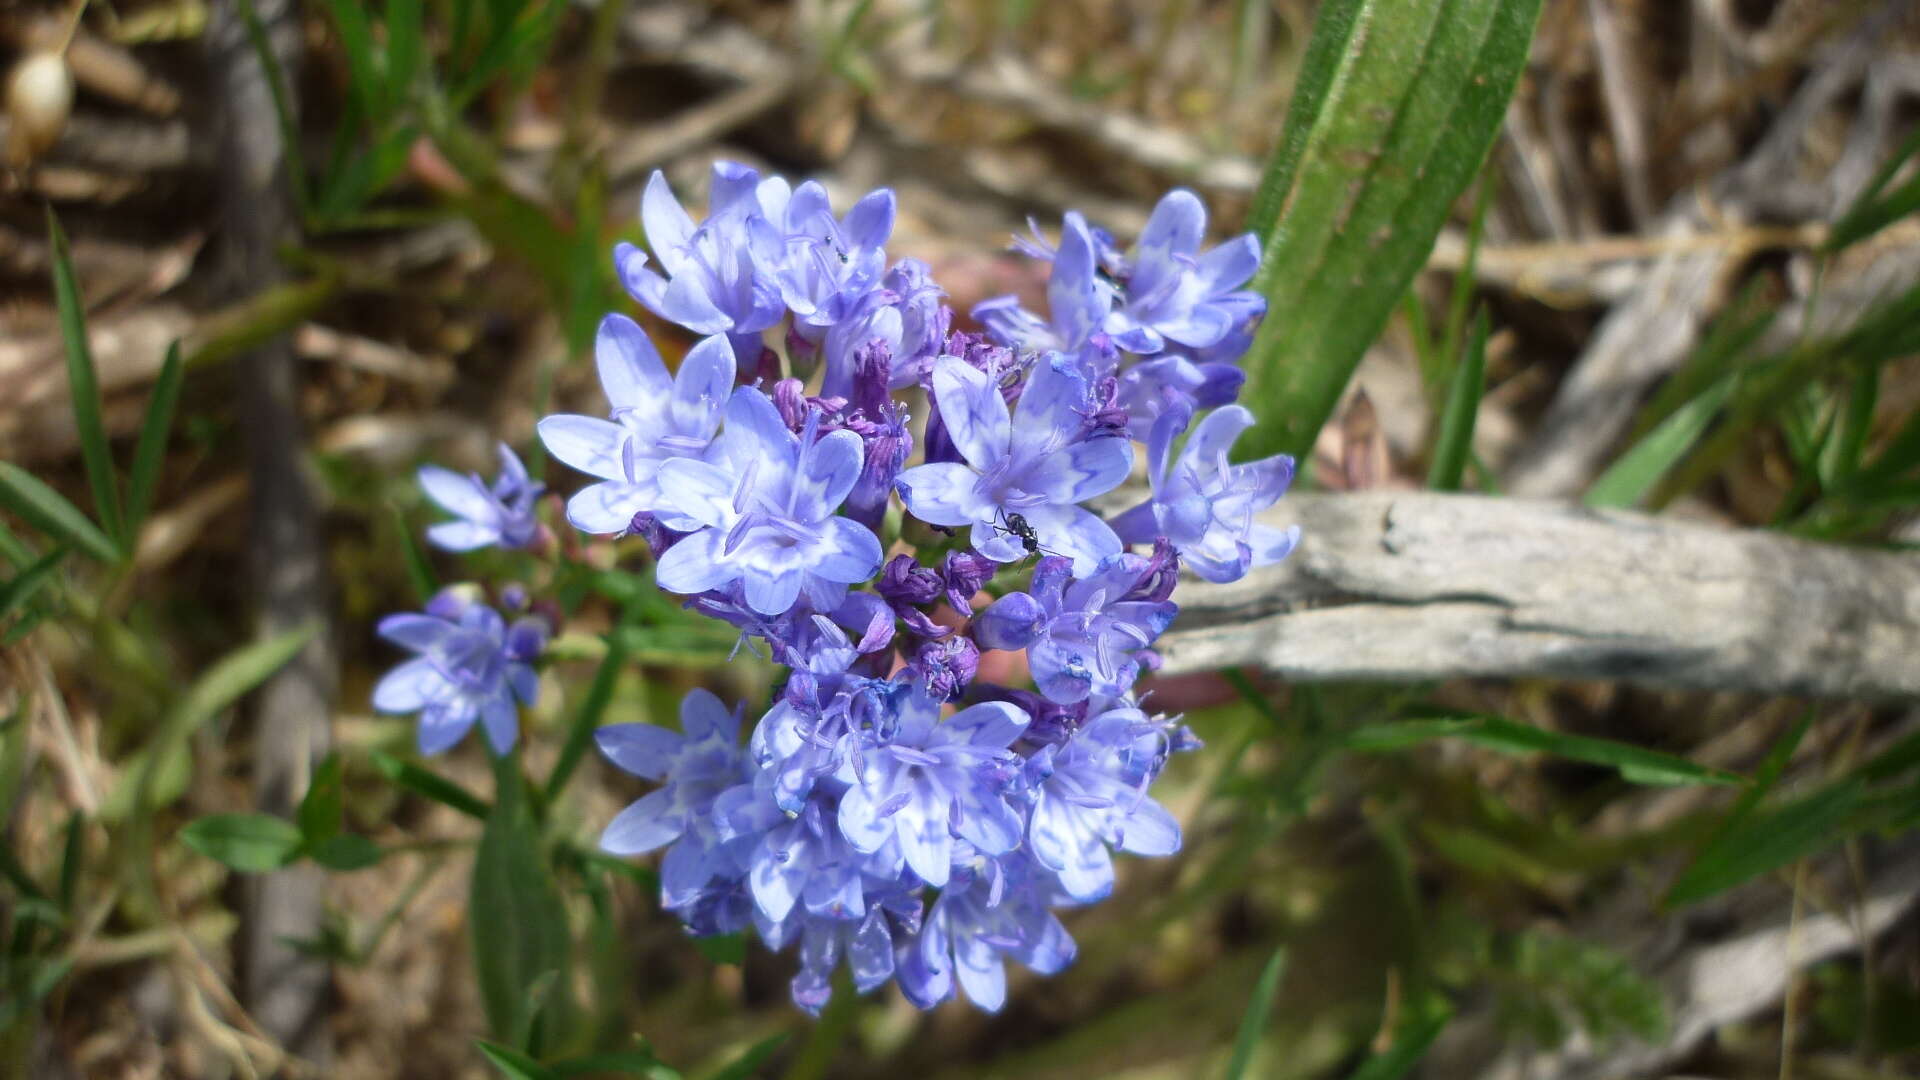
972;554;1177;705
776;179;895;328
651;388;884;616
1111;404;1299;583
971;211;1113;360
895;353;1131;575
537;316;736;535
836;693;1028;888
1102;189;1264;355
1024;706;1183;902
417;442;542;551
372;588;544;755
596;688;749;855
615;163;790;346
894;853;1076;1012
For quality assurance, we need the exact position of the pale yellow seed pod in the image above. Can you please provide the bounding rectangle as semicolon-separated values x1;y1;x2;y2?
7;51;76;167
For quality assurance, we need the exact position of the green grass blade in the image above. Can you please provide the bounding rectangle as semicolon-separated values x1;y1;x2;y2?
1820;366;1878;492
1584;374;1736;509
1241;0;1544;462
58;811;83;913
545;629;631;802
1347;712;1739;786
1223;946;1288;1080
392;503;438;603
1435;178;1495;397
125;343;184;537
0;462;123;565
1665;781;1867;905
1426;308;1489;491
0;547;66;622
371;751;490;820
1827;128;1920;252
46;208;125;552
476;1038;555;1080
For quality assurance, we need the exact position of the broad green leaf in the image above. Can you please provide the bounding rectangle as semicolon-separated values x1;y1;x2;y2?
704;1033;787;1080
1426;308;1489;491
0;463;122;565
1241;0;1544;461
297;753;346;843
1347;995;1452;1080
1585;375;1737;508
477;1039;555;1080
1347;713;1738;786
0;547;66;622
181;813;305;872
46;208;125;550
125;343;184;536
371;751;490;819
1223;946;1288;1080
304;832;384;872
471;756;572;1048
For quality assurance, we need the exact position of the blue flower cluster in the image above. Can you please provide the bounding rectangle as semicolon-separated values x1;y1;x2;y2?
375;162;1298;1015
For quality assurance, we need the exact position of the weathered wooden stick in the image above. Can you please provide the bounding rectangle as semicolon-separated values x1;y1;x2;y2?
206;0;335;1063
1155;493;1920;701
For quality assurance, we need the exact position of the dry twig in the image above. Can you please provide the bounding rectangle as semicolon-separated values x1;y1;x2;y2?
1157;493;1920;701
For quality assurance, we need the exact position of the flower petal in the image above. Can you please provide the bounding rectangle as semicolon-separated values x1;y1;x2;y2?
600;788;686;855
1117;795;1181;856
895;777;952;888
596;314;671;414
417;466;493;522
791;428;864;521
640;170;695;275
838;780;893;854
1020;503;1122;578
373;657;442;712
929;355;1011;473
809;517;883;586
896;462;983;528
654;528;736;596
670;334;737;437
426;520;498;552
954;933;1008;1012
538;414;629;481
595;723;685;780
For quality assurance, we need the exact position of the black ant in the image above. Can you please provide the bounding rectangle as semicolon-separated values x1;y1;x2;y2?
991;510;1060;561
